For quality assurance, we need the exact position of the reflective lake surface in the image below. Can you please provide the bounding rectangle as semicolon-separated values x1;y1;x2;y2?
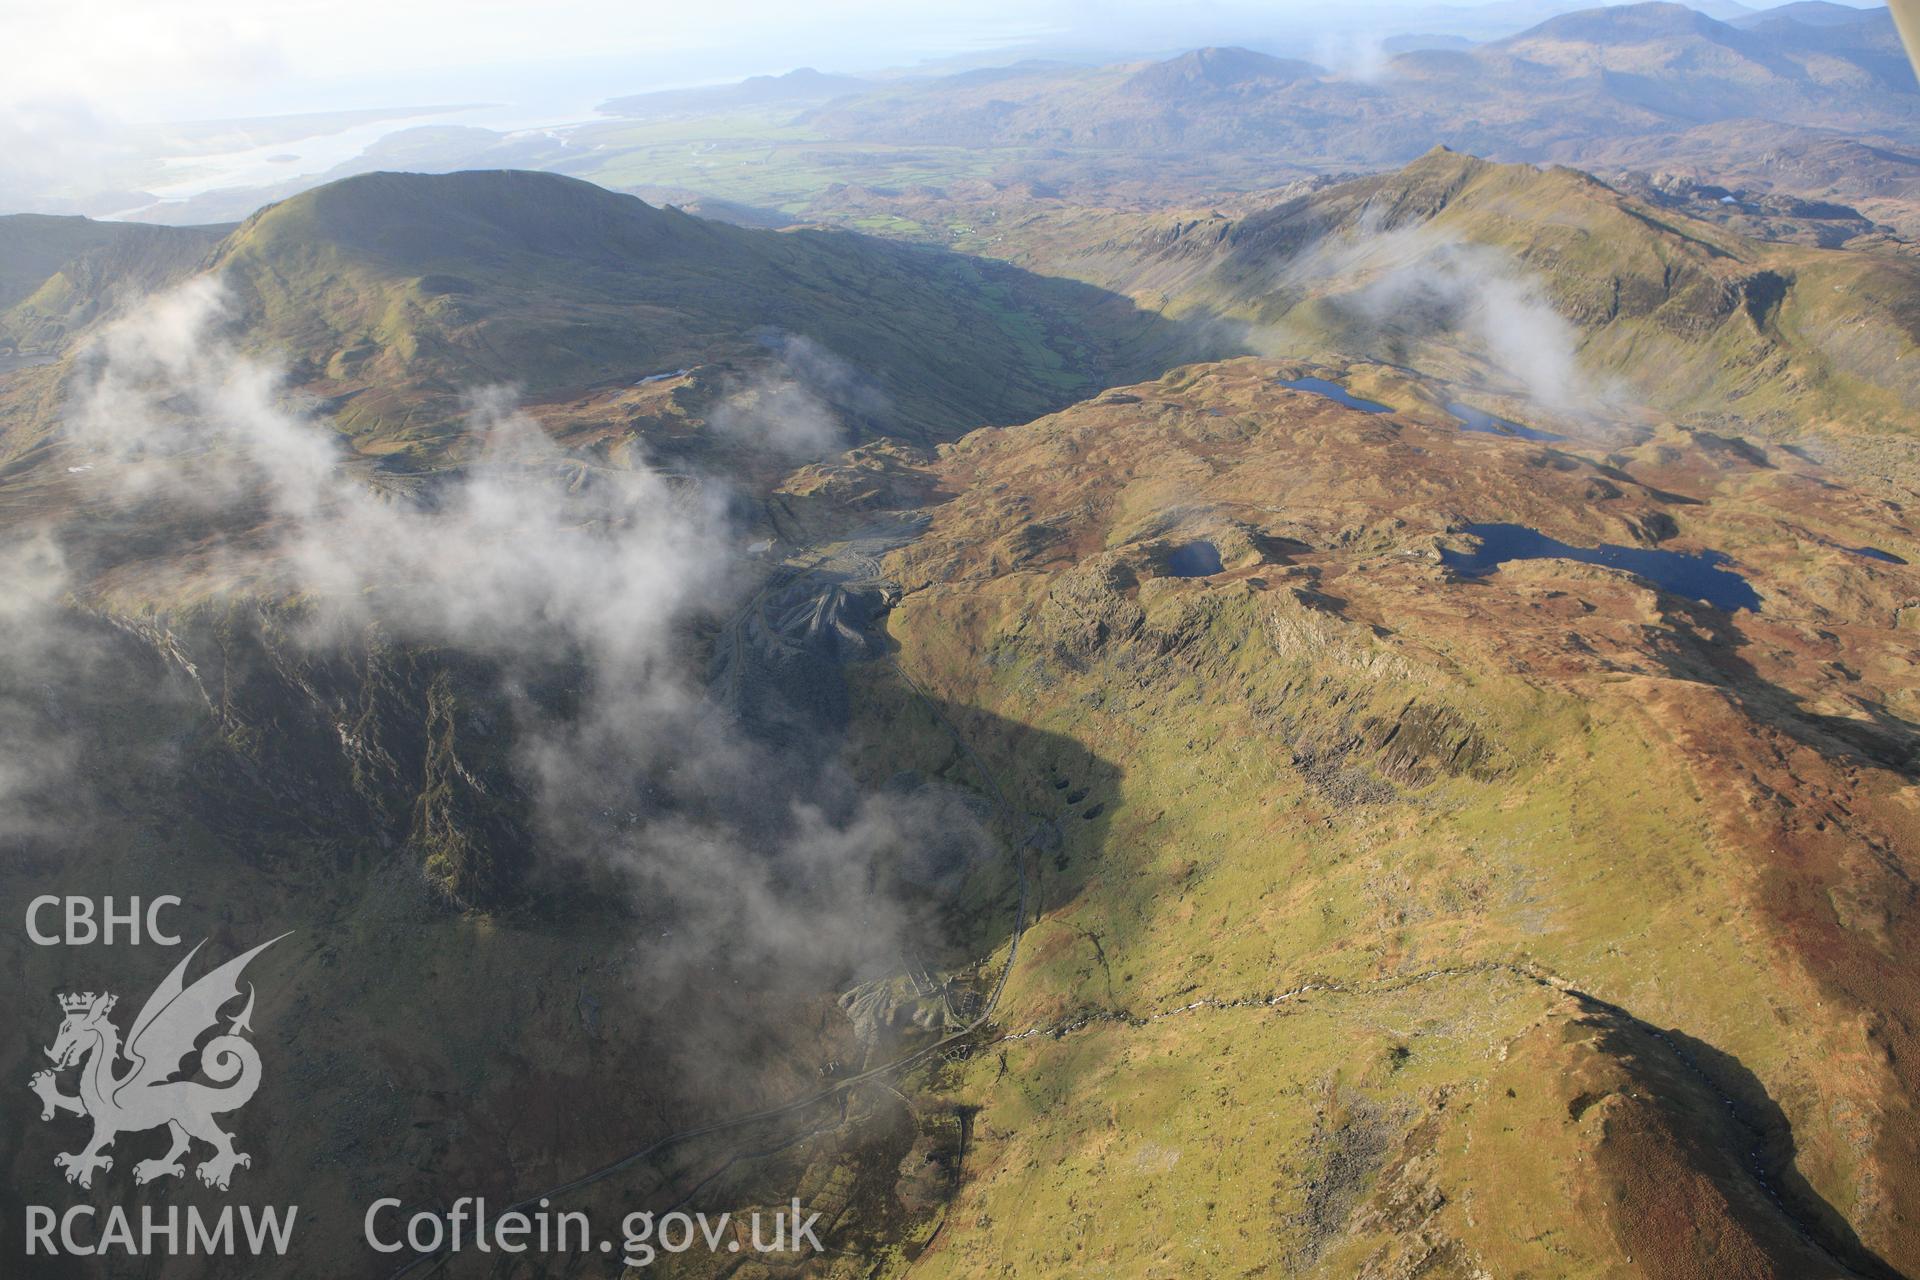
1167;541;1225;577
1442;523;1761;612
1279;377;1392;414
1446;401;1566;443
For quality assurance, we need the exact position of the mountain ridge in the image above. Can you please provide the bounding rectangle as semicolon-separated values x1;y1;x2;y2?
972;147;1920;484
195;168;1189;452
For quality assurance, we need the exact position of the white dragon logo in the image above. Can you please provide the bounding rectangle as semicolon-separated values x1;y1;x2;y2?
28;934;288;1192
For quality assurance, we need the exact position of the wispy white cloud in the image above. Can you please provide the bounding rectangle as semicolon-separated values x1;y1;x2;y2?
1275;213;1611;414
47;278;975;996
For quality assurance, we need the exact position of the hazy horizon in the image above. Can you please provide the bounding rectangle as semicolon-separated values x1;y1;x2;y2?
15;0;1893;125
0;0;1897;223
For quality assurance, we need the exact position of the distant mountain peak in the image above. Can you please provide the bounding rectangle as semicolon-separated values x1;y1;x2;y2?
1732;1;1887;27
1499;0;1735;45
743;67;848;87
1122;46;1322;97
599;67;869;119
229;169;683;267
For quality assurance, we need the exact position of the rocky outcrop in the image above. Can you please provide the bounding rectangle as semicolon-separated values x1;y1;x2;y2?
107;600;534;906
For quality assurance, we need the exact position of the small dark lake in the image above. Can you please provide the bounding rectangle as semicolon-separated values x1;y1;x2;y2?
1842;544;1907;565
1279;377;1391;414
1447;401;1566;443
1167;541;1224;577
1442;523;1760;612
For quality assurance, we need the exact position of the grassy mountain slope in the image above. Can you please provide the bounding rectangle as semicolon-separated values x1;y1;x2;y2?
828;357;1920;1277
7;343;1914;1276
1005;148;1920;484
0;215;130;310
206;169;1179;452
6;75;1920;1277
0;215;225;352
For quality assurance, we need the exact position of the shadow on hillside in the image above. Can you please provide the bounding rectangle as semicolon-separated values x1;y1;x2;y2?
839;672;1125;985
1650;603;1918;779
1638;607;1915;1278
1660;1025;1908;1280
1574;997;1908;1280
779;227;1246;442
0;590;1127;1276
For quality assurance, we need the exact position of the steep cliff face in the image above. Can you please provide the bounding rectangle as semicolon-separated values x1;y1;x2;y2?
0;221;225;354
105;603;535;906
0;587;884;1276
